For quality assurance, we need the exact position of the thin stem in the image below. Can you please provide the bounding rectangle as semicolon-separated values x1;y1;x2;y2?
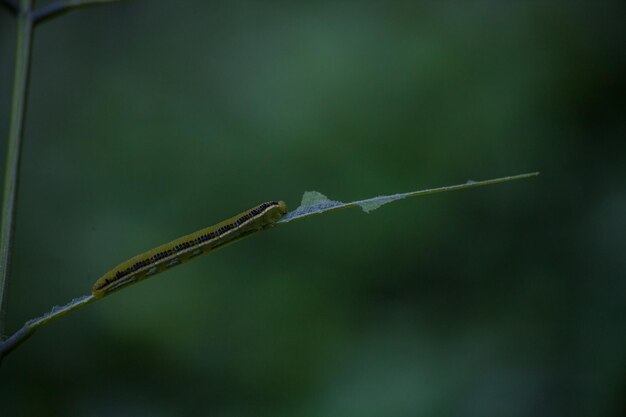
0;295;95;361
0;0;33;339
32;0;123;24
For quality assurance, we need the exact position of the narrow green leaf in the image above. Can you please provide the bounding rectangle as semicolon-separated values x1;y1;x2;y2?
277;172;539;224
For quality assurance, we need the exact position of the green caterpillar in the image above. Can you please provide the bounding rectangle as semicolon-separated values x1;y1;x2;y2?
92;201;287;298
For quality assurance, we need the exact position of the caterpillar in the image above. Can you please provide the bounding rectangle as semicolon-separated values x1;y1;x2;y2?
92;200;287;298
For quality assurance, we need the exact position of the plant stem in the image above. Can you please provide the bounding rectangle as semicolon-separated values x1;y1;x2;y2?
0;295;96;361
0;0;32;339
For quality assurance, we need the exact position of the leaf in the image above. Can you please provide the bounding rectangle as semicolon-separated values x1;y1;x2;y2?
277;172;539;224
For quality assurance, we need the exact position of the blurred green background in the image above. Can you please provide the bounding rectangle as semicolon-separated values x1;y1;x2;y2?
1;1;624;416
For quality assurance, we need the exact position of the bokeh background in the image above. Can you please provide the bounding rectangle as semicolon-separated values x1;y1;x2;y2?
1;1;624;416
